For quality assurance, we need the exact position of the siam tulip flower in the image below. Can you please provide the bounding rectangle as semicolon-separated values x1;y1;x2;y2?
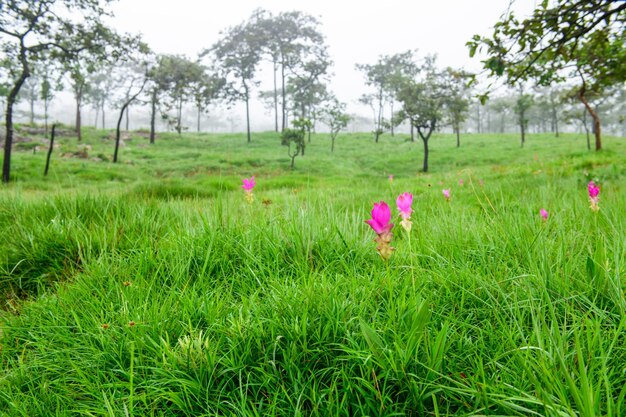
396;192;413;232
442;189;451;201
588;181;600;211
388;175;394;184
242;176;256;203
459;178;464;186
365;201;394;260
540;208;549;221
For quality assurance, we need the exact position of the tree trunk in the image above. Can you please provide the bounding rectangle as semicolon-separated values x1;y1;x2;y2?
176;97;183;135
390;101;394;136
422;136;429;173
281;58;286;131
29;96;35;125
150;90;157;144
94;106;100;128
456;125;460;148
410;124;415;142
245;95;251;143
44;97;50;138
3;41;31;183
101;97;106;129
520;111;526;148
273;60;279;132
125;106;130;131
331;135;335;152
417;125;433;173
75;83;83;141
197;106;201;132
44;124;56;176
114;80;147;163
3;63;30;183
578;88;601;151
583;112;591;151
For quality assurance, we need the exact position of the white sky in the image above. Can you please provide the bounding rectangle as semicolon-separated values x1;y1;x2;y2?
47;0;538;130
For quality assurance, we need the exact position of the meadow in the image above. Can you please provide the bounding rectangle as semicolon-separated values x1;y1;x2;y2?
0;127;625;416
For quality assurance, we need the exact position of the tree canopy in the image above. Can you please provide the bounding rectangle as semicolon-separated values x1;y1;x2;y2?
468;0;626;150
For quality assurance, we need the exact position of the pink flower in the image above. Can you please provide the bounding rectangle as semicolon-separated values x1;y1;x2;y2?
388;175;394;183
459;179;464;186
365;201;393;235
588;181;599;198
242;176;256;192
365;201;394;260
540;208;549;221
442;189;450;200
396;192;413;220
588;181;600;211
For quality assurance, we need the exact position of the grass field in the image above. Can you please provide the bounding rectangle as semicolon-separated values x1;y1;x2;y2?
1;127;625;416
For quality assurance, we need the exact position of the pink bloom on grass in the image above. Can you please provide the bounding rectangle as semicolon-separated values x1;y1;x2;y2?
588;181;600;211
242;176;256;191
459;179;464;186
365;201;393;235
588;181;599;198
365;201;394;260
540;208;549;221
388;175;394;183
396;192;413;220
396;192;414;232
442;189;451;200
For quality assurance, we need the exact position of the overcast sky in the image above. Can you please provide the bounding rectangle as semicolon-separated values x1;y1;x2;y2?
51;1;538;130
108;0;535;97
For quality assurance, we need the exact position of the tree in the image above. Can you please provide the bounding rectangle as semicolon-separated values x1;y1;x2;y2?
39;60;62;136
256;10;327;132
18;76;39;124
208;19;263;143
281;118;310;169
287;54;331;146
191;70;225;133
319;98;350;152
514;88;534;148
1;0;136;183
356;51;418;143
442;68;471;147
395;56;447;173
113;61;148;163
85;67;115;129
468;0;626;151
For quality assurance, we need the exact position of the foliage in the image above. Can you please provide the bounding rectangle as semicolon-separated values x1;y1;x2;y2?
319;98;350;152
468;0;626;150
356;50;418;142
395;55;449;172
280;118;310;168
255;9;328;131
0;0;143;182
148;55;208;135
207;17;264;143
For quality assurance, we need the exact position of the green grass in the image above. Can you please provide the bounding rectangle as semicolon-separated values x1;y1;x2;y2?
0;127;625;416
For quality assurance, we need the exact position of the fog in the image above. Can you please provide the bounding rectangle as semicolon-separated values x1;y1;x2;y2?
12;0;537;132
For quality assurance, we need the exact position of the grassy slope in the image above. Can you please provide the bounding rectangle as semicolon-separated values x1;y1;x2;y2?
0;128;625;416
